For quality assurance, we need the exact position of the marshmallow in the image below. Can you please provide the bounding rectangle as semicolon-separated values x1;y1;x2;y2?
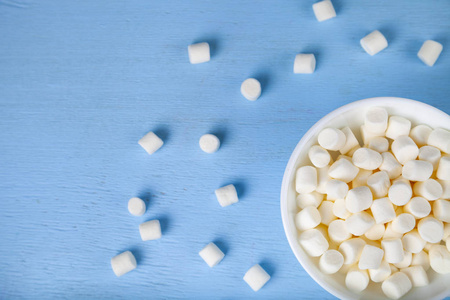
361;125;383;145
413;179;443;200
352;148;382;170
139;219;162;241
428;128;450;154
298;228;329;257
294;54;316;74
328;159;359;183
403;197;431;219
345;266;369;292
367;171;391;198
111;251;137;277
345;212;375;236
381;272;412;300
438;180;450;199
417;40;443;67
391;136;418;165
138;131;164;155
402;230;426;254
128;197;146;216
380;152;402;179
215;184;239;207
319;249;344;274
199;134;220;153
243;264;271;292
371;197;396;224
365;223;385;240
369;260;391;282
393;251;412;269
199;242;225;267
188;42;210;64
359;245;384;270
339;238;366;264
369;137;389;153
382;238;404;264
437;156;450;180
352;169;372;188
364;107;388;135
296;166;317;194
332;198;351;219
308;145;331;168
433;199;450;222
429;245;450;274
295;206;321;230
339;127;360;155
411;251;430;271
325;179;349;200
345;186;373;213
312;0;336;22
296;192;323;209
328;220;352;243
360;30;388;56
241;78;261;101
386;116;412;140
383;223;404;239
419;146;441;170
410;125;433;147
318;201;336;225
417;216;444;243
388;181;412;206
391;213;416;234
401;265;429;287
402;160;433;182
318;128;346;151
316;165;331;194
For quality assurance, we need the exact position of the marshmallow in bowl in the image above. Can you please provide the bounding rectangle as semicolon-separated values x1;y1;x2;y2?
380;152;402;179
296;166;317;194
352;148;382;170
427;128;450;154
345;212;375;236
381;272;412;299
401;265;429;287
391;136;419;165
339;238;366;265
402;160;433;182
325;179;349;201
437;156;450;180
298;228;329;257
428;245;450;274
364;107;388;135
371;197;396;224
382;238;404;264
345;266;369;292
328;158;359;183
388;180;412;206
386;116;411;140
402;230;427;254
319;249;344;274
417;217;444;243
295;206;321;231
345;186;373;213
413;179;443;200
403;197;431;219
339;127;360;155
318;128;346;151
419;146;441;170
410;124;432;147
296;192;323;209
433;199;450;223
359;245;384;270
367;171;391;198
369;137;389;153
308;145;331;168
369;260;392;282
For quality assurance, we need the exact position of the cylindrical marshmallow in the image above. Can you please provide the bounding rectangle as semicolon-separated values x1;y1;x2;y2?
346;266;369;292
417;40;443;67
359;245;384;270
427;128;450;154
312;0;336;22
360;30;388;56
364;107;388;135
394;251;412;269
296;166;317;194
352;169;373;188
328;158;359;183
243;264;271;292
383;223;404;239
413;179;443;200
308;145;331;168
433;199;450;223
294;53;316;74
339;127;360;155
417;216;444;243
296;192;323;209
428;245;450;274
401;265;429;287
402;160;433;182
138;131;164;155
199;134;220;153
295;206;321;230
316;165;330;194
381;272;412;300
325;179;349;200
410;125;432;147
339;238;366;265
371;197;396;224
319;249;344;274
386;116;412;140
388;181;412;206
365;223;385;240
111;251;137;277
369;260;391;282
318;128;346;151
382;238;404;264
128;197;146;216
402;230;426;254
367;171;390;198
199;242;225;267
328;219;352;243
369;136;389;153
352;148;382;170
380;152;402;179
419;146;441;170
318;201;336;225
240;78;261;101
391;213;416;234
345;211;375;236
139;219;162;241
298;228;329;257
411;251;430;271
345;186;373;213
187;42;210;64
361;125;383;145
403;197;431;219
437;156;450;180
332;198;351;219
391;136;419;165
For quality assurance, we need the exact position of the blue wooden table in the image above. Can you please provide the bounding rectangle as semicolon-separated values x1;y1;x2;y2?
1;0;449;299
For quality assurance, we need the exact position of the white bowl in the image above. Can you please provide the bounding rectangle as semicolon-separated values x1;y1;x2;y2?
280;97;450;300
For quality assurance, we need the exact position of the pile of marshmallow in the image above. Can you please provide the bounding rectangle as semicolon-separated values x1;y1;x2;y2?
295;107;449;299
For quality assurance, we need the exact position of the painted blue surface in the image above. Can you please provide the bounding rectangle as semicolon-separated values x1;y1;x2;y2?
0;0;449;299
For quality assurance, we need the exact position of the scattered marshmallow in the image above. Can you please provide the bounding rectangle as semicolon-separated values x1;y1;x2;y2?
417;216;444;243
433;199;450;223
296;192;324;209
386;116;412;140
139;219;162;241
318;128;346;151
402;230;426;254
381;272;412;300
359;245;384;270
339;238;366;265
296;166;317;194
138;131;164;155
367;171;390;198
371;197;396;224
328;159;359;183
111;251;137;277
360;30;388;56
411;251;430;271
299;228;329;257
391;213;416;234
345;186;373;213
199;134;220;153
309;145;331;168
345;211;375;236
382;238;404;264
352;148;382;170
437;156;450;180
312;0;336;22
328;220;352;243
339;127;360;155
319;249;344;274
419;146;441;170
365;107;388;135
380;152;402;179
401;265;429;287
318;201;337;225
243;264;271;292
403;197;431;219
199;242;225;267
215;184;239;207
369;260;391;282
352;168;373;188
325;179;349;200
388;180;412;206
294;54;316;74
241;78;261;101
428;128;450;154
188;42;210;64
128;197;146;216
346;266;369;292
428;245;450;274
295;206;321;231
391;136;418;165
369;137;389;153
417;40;443;67
393;251;412;269
410;125;432;147
413;179;443;200
332;198;351;219
316;165;331;194
365;223;385;240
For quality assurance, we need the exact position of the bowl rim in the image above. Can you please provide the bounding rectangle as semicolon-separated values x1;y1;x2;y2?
280;97;450;299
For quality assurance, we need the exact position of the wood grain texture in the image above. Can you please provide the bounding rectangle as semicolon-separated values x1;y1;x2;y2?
0;0;449;299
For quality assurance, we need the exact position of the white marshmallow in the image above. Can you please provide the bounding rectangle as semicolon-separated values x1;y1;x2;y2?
111;251;137;277
352;169;373;188
332;198;351;219
319;249;344;274
359;245;384;270
318;201;336;225
318;128;346;151
361;125;383;145
296;192;323;209
380;152;403;179
419;146;441;170
364;107;388;135
365;223;385;240
298;228;329;257
296;166;317;194
433;199;450;223
328;219;352;243
325;179;349;200
388;181;412;206
339;238;366;264
128;197;146;216
312;0;336;22
383;223;404;239
345;186;373;213
393;251;412;269
402;160;433;181
241;78;261;101
428;245;450;274
367;171;391;198
417;216;444;243
410;125;433;147
199;242;225;267
199;134;220;153
386;116;412;140
402;230;426;254
345;211;375;236
401;265;429;287
243;264;271;292
413;179;443;200
391;136;418;165
438;180;450;199
369;136;389;153
316;165;330;194
352;148;382;170
391;213;416;234
308;145;331;168
328;159;359;183
411;251;430;271
382;272;412;300
369;260;391;282
428;128;450;154
437;156;450;180
138;131;164;155
215;184;239;207
139;219;162;241
418;40;443;67
295;206;321;230
371;197;396;224
360;30;388;56
382;238;404;264
403;197;431;219
294;54;316;74
188;42;210;64
339;127;360;155
345;266;369;292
